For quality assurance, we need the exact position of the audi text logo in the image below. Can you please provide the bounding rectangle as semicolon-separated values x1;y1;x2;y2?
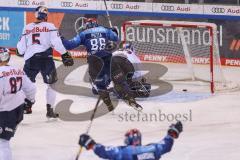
61;1;73;7
211;7;225;13
18;0;30;6
111;3;123;9
161;5;175;12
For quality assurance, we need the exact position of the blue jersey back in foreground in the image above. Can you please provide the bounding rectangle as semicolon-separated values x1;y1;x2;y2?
62;26;118;57
93;135;174;160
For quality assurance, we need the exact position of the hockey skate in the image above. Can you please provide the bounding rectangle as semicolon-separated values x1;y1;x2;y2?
46;104;59;119
24;106;32;114
124;94;143;111
98;90;114;112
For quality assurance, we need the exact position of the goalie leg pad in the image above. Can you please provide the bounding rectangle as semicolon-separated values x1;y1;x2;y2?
130;81;151;98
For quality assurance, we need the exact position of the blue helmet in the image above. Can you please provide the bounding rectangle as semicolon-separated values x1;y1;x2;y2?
84;18;98;29
0;47;10;63
124;129;142;146
35;6;48;21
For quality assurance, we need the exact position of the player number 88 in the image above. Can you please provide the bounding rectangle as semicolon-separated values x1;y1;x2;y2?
90;38;106;51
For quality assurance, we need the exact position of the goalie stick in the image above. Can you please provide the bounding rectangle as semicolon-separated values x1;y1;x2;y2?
75;96;101;160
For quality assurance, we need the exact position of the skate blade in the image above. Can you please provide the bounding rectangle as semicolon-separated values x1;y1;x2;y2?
46;117;58;122
133;106;143;112
129;103;143;112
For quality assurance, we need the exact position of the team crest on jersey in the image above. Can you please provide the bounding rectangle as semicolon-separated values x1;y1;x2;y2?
26;26;49;34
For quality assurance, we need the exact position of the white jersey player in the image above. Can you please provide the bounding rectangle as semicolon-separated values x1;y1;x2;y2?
16;6;74;118
16;15;66;61
0;47;36;160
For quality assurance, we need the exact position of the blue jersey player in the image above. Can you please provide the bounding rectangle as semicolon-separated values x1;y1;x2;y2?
79;121;183;160
62;18;142;111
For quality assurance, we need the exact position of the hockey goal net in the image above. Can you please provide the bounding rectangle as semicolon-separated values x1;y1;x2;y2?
122;20;236;93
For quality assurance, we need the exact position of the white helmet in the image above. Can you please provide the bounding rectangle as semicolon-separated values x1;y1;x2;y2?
0;47;10;63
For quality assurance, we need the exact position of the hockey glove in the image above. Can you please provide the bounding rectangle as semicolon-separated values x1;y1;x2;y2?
168;121;183;139
79;134;96;150
24;99;35;114
61;52;74;66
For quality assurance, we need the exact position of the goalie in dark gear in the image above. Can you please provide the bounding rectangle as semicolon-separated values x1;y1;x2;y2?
111;43;151;98
111;56;151;98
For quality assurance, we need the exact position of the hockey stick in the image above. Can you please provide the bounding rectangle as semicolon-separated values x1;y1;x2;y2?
75;96;101;160
103;0;112;28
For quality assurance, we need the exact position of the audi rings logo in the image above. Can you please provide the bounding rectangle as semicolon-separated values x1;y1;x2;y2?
61;1;73;7
111;3;124;9
18;0;30;6
161;5;175;12
211;7;225;13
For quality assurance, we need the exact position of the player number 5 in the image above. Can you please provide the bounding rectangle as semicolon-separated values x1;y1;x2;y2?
32;33;40;44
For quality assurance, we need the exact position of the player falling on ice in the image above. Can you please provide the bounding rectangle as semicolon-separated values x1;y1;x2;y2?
79;121;182;160
62;18;142;111
16;6;74;118
0;48;36;160
110;43;151;99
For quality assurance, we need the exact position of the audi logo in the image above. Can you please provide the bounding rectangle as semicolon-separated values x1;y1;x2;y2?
161;5;175;12
211;7;225;13
61;1;73;7
111;3;124;9
18;0;30;6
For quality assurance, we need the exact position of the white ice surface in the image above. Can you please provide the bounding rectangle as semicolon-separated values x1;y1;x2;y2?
8;55;240;160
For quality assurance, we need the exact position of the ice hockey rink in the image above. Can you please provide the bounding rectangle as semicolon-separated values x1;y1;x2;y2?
10;55;240;160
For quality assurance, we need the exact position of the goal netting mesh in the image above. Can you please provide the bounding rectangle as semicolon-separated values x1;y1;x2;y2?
123;20;237;93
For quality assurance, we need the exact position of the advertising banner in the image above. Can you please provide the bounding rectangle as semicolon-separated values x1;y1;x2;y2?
53;13;240;66
0;11;24;47
153;3;203;14
204;5;240;17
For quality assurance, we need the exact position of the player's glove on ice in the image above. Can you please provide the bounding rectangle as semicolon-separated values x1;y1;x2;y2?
79;134;96;150
61;52;74;66
24;98;35;114
168;121;183;139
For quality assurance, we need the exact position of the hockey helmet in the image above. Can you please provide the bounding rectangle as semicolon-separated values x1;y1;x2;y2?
124;129;142;146
123;42;135;54
84;18;98;29
35;6;48;21
0;47;10;63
